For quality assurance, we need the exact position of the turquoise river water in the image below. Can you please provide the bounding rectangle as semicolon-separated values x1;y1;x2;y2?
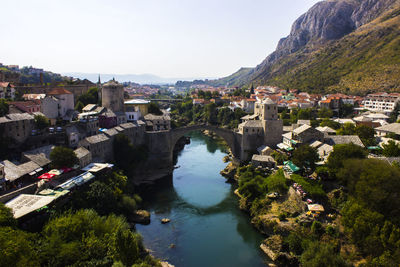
136;132;269;267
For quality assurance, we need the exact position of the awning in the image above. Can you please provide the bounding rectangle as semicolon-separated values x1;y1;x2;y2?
5;194;56;218
37;173;56;180
48;169;63;175
284;161;300;172
367;146;382;150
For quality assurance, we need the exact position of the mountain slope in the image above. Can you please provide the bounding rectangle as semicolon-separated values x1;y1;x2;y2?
218;0;400;94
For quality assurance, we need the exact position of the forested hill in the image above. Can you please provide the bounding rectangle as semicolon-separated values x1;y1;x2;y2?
209;0;400;94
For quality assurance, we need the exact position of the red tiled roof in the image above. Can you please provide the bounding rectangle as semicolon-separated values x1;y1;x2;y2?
0;82;13;87
47;88;73;95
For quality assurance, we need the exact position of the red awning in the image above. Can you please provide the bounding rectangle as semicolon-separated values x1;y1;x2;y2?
61;167;73;173
37;173;56;180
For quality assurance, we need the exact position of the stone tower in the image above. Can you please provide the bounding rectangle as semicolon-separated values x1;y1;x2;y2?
102;79;124;112
261;98;283;147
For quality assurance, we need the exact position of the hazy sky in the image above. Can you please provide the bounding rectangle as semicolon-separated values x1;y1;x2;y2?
1;0;321;78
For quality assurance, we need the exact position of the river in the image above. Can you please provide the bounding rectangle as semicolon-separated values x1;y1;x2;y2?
136;131;268;267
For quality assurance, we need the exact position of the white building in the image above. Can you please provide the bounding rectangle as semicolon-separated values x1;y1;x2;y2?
42;88;75;121
363;92;400;114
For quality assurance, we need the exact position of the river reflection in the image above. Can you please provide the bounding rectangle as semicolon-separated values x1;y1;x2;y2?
136;132;268;267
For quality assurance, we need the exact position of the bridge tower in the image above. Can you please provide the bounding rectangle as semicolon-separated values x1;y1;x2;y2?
261;98;283;148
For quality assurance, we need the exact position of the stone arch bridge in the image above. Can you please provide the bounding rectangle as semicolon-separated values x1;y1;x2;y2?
144;124;243;173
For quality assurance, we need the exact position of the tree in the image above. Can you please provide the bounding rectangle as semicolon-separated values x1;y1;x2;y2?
205;103;217;124
49;146;78;168
76;87;98;106
34;114;50;130
327;143;367;175
0;203;16;228
292;144;319;169
148;102;162;115
382;140;400;157
75;101;85;112
336;122;355;135
319;119;341;130
318;107;333;118
300;242;348;267
0;99;8;117
355;124;375;146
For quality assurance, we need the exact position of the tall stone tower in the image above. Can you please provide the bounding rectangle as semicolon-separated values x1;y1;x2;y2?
102;79;124;112
261;98;283;147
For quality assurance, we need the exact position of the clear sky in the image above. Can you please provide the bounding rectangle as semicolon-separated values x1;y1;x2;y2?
0;0;321;79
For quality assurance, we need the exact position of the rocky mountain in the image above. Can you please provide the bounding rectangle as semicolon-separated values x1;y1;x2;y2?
213;0;400;94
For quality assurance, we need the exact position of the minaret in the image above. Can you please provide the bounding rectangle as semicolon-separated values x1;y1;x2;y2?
97;75;102;103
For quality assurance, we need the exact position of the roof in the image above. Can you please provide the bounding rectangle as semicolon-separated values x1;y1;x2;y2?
0;160;41;182
82;104;97;111
334;118;355;124
262;98;275;105
74;147;90;159
257;145;272;153
284;161;300;172
81;163;113;173
84;134;110;144
6;194;56;219
293;124;312;135
307;204;324;212
375;123;400;135
297;120;311;126
120;122;136;129
326;135;365;147
0;82;13;87
252;154;275;162
103;128;119;137
0;113;34;123
47;88;73;95
316;126;336;133
240;120;263;128
310;140;323;148
353;116;372;122
282;132;293;139
144;114;171;121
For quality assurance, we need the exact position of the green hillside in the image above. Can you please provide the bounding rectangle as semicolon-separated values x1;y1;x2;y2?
250;6;400;95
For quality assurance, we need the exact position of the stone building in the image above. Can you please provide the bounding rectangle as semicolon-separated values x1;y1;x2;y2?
79;134;113;162
144;114;171;131
0;113;34;144
47;88;75;120
239;98;283;160
102;80;124;113
0;82;16;99
74;147;92;168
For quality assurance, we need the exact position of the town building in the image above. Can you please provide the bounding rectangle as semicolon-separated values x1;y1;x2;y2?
74;147;92;168
144;114;171;131
0;82;15;99
0;113;34;144
363;92;400;114
124;99;150;121
9;101;41;114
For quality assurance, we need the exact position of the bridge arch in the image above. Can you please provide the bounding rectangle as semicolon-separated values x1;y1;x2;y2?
169;124;242;161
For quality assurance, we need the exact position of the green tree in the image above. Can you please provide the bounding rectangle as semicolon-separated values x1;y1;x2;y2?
382;140;400;157
336;122;356;135
49;146;78;168
319;119;341;130
148;102;163;115
355;124;375;146
0;99;8;117
75;100;85;112
205;103;217;124
34;114;50;130
300;242;348;267
0;203;16;228
292;144;319;169
76;87;99;106
327;143;367;174
318;107;333;118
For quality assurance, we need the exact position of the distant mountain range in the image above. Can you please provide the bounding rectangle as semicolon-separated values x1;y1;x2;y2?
192;0;400;94
62;72;215;85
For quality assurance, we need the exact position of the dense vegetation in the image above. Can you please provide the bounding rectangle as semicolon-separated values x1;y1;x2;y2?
49;146;78;169
0;134;160;266
75;87;99;111
234;142;400;265
170;99;247;129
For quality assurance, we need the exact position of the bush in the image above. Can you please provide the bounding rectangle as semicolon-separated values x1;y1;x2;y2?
49;146;78;168
291;174;326;199
265;169;288;194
